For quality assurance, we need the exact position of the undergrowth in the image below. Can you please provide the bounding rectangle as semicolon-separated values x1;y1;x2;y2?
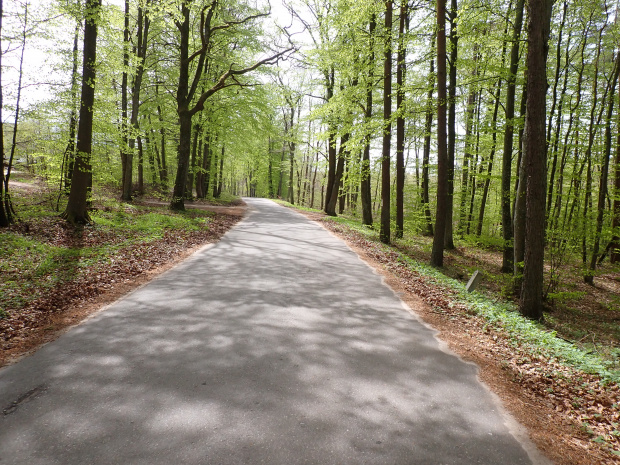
1;194;215;316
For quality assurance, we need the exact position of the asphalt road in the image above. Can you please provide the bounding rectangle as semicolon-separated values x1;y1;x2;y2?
0;198;549;464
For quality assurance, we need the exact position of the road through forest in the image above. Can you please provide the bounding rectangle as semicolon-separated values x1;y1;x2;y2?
0;198;549;464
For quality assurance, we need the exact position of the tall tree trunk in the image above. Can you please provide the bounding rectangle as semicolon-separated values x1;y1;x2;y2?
581;28;606;271
444;0;457;249
288;137;295;204
5;1;28;220
431;0;448;266
477;35;506;237
324;67;337;214
361;15;376;226
519;0;553;320
0;0;8;227
422;54;435;237
545;1;568;219
171;4;193;210
500;0;524;272
458;52;478;235
395;1;408;239
121;0;131;200
63;0;101;224
380;0;393;244
125;4;149;200
612;107;620;263
513;75;528;286
61;22;80;197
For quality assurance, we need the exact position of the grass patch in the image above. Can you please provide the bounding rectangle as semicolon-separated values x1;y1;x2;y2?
1;196;215;316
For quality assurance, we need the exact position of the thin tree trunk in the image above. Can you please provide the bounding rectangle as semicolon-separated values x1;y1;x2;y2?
361;15;376;226
61;22;80;197
217;146;224;197
500;0;525;272
422;54;435;236
395;1;408;238
121;0;131;200
0;0;9;227
445;0;457;249
6;1;28;220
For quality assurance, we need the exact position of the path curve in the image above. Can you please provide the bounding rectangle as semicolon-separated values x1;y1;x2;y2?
0;198;549;464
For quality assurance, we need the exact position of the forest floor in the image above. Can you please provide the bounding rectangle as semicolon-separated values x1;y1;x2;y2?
2;177;620;464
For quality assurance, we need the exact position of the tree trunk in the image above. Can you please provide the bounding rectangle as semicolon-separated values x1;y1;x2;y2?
431;0;448;266
445;0;457;249
324;67;337;214
63;0;101;224
422;55;435;237
361;15;376;226
187;123;200;199
327;134;349;214
513;76;528;286
170;4;192;210
395;1;408;239
380;0;393;244
500;0;524;272
137;134;144;195
217;146;224;197
61;22;80;197
519;0;553;320
121;0;131;200
0;0;8;227
5;1;28;220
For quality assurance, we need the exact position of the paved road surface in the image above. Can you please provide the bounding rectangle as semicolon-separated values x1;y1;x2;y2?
0;199;549;464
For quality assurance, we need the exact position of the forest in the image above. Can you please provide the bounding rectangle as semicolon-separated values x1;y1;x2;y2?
1;0;619;323
1;0;620;461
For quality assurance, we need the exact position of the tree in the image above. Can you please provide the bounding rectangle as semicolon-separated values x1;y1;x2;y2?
380;0;393;244
62;0;102;224
430;0;448;266
0;0;8;228
519;0;554;320
395;0;408;239
500;0;525;273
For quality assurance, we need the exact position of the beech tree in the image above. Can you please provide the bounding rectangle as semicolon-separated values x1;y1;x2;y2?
430;0;448;267
62;0;101;224
519;0;553;320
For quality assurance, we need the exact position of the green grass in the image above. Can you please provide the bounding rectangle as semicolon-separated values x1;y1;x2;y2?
1;197;215;316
